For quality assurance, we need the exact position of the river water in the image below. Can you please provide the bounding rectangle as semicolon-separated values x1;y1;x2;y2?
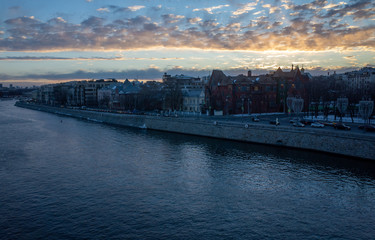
1;100;375;239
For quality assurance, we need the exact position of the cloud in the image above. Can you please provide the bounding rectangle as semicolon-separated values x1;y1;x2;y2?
352;8;375;20
321;0;372;18
5;16;39;25
193;4;230;14
128;5;145;12
1;65;366;83
106;5;145;13
162;14;185;24
97;8;109;13
0;56;125;61
81;16;104;27
187;17;202;24
0;68;210;81
152;5;162;11
262;4;280;14
343;55;356;60
343;55;358;64
1;1;374;53
323;2;347;9
232;2;258;16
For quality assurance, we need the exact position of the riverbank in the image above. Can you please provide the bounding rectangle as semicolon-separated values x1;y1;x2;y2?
15;101;375;160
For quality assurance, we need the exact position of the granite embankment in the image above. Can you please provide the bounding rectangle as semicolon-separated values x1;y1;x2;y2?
16;102;375;161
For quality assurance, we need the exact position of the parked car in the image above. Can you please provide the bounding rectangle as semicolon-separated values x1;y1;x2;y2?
300;119;314;125
334;123;351;130
322;121;335;127
252;116;260;122
365;125;375;132
293;122;305;127
311;122;325;128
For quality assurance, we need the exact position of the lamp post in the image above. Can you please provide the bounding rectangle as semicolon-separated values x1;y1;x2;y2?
247;97;251;115
225;96;229;115
292;97;304;120
359;100;374;125
241;97;245;118
287;96;295;119
336;97;348;123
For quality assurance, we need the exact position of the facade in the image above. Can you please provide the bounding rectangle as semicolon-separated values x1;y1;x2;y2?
97;80;142;110
205;66;311;114
162;73;205;111
38;79;117;106
342;67;375;95
182;87;205;112
162;73;203;89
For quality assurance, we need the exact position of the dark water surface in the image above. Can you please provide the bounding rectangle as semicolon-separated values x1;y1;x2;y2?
1;100;375;239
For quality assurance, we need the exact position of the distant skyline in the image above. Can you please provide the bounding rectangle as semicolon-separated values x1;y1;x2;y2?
0;0;374;86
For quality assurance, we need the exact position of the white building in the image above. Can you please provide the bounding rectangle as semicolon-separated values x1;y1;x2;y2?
342;67;375;94
182;88;205;112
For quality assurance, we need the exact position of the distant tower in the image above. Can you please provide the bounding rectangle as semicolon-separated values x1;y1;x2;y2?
247;70;252;77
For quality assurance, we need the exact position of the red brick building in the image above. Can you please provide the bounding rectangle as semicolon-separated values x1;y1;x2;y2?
205;66;310;115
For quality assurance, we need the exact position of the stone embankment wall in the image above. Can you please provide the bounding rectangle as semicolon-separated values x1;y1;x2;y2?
16;102;375;160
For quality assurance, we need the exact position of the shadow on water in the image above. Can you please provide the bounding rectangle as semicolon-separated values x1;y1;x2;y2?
7;99;375;181
108;124;375;180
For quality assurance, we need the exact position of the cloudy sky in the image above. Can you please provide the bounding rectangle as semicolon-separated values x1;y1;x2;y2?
0;0;374;86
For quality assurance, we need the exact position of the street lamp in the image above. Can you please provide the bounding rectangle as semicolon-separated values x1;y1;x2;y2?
225;96;229;115
359;100;374;125
336;97;348;123
241;97;245;118
247;97;251;115
287;96;295;119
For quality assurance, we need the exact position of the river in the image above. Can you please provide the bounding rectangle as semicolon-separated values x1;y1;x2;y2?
1;100;375;239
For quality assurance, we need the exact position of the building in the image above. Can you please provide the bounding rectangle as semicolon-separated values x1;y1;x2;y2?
342;67;375;95
182;87;205;112
205;66;311;115
162;73;205;111
38;79;117;106
97;79;142;110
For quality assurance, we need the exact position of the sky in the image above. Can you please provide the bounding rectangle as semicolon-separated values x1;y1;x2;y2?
0;0;374;86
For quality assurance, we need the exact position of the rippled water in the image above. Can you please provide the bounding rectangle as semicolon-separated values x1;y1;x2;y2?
1;100;375;239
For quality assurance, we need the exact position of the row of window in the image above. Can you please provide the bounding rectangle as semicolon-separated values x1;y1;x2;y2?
184;98;204;104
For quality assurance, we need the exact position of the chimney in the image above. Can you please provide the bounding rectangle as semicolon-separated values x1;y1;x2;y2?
248;70;252;77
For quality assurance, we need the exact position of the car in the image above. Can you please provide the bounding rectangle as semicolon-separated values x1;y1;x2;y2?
289;118;298;123
311;122;325;128
334;123;351;130
364;125;375;132
300;119;314;125
322;121;335;127
293;122;305;127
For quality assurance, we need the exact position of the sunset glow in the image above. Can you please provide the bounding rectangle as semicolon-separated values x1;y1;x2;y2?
0;0;374;86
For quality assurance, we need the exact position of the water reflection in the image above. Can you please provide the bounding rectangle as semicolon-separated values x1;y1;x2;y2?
1;100;375;239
